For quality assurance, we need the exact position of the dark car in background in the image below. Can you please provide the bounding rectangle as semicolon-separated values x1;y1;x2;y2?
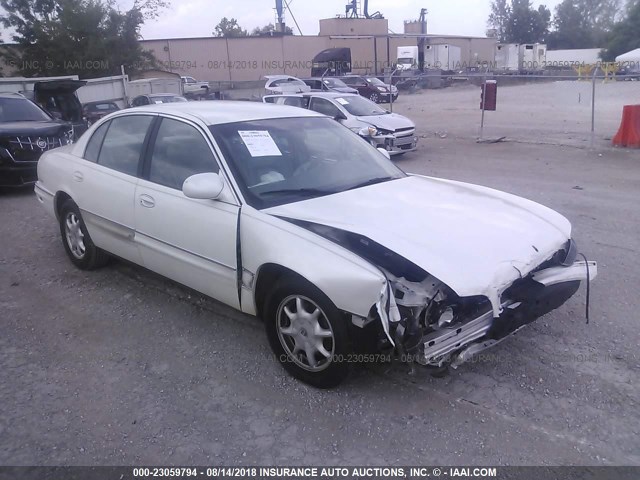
83;101;120;126
302;77;359;94
130;93;188;107
339;75;398;103
22;79;88;139
0;92;73;187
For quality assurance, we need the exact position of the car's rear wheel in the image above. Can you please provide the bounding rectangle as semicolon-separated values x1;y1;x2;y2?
369;92;380;103
265;277;350;388
59;199;110;270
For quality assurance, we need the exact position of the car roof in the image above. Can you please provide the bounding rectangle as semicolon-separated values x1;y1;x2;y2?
126;100;323;125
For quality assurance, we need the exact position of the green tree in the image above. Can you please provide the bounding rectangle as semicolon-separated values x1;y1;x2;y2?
548;0;623;49
487;0;511;42
0;0;168;78
506;0;551;43
251;23;294;36
602;0;640;60
213;17;247;37
488;0;551;43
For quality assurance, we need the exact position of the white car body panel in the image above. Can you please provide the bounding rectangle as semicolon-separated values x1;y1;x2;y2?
265;175;573;315
71;157;142;264
135;178;241;309
240;206;386;317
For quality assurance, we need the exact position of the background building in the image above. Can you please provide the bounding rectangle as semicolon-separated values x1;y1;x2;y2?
139;17;497;83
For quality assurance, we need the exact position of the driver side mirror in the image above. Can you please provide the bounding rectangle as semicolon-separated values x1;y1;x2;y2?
183;172;225;200
333;111;347;121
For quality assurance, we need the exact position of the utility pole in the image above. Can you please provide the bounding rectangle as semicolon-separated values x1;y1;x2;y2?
418;8;427;72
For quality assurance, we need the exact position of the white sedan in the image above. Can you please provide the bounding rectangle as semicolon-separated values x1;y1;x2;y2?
35;102;597;388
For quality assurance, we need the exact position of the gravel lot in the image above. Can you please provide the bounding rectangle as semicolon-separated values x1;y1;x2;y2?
1;83;639;467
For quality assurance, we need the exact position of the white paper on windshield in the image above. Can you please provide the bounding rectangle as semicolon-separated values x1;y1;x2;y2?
238;130;282;157
336;98;349;105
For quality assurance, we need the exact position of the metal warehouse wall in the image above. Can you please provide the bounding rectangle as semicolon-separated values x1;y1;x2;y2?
139;34;498;83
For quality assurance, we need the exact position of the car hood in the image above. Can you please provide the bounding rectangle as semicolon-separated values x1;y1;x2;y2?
265;175;572;311
0;120;69;136
355;113;414;132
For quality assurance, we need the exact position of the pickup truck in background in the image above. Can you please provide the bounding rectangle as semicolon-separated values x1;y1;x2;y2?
181;76;210;98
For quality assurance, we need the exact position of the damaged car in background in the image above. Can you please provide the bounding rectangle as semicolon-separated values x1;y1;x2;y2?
264;92;418;156
35;102;597;388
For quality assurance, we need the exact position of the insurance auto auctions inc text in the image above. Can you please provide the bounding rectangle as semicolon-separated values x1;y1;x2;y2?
255;467;498;478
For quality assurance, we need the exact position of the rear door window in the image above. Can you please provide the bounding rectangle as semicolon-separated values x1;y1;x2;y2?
97;115;153;176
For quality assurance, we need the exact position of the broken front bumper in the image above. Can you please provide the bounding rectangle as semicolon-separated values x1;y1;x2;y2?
369;133;419;156
417;260;597;367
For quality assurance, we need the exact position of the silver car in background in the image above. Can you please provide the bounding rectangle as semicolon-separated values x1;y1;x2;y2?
264;92;418;156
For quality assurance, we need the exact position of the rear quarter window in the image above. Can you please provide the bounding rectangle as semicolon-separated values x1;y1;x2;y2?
84;121;110;162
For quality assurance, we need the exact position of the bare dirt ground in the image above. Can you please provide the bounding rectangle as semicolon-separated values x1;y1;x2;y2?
1;83;639;467
392;79;640;149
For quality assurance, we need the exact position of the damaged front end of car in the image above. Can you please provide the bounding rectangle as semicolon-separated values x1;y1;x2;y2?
286;219;597;371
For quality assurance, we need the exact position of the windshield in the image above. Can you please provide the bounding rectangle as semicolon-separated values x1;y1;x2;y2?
210;117;405;209
272;78;306;87
323;78;349;88
335;95;388;117
0;97;52;122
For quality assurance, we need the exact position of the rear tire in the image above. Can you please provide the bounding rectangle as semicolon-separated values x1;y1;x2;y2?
264;276;351;388
59;199;110;270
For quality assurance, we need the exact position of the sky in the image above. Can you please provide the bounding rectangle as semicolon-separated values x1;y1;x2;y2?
0;0;566;42
134;0;565;40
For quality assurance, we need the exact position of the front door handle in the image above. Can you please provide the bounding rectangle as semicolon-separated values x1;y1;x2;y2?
139;194;155;208
72;171;83;182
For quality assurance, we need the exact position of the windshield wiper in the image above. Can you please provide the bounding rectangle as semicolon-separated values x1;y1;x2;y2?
345;177;395;191
260;187;335;197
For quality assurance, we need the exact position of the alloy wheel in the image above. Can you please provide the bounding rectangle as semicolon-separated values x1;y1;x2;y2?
276;295;335;372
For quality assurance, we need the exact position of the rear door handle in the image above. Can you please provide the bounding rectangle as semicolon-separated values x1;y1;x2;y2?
139;194;155;208
72;171;83;182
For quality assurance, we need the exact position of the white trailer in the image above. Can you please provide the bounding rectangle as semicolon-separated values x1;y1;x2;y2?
76;74;129;109
127;77;183;99
546;48;602;67
396;46;419;71
495;44;521;71
424;44;462;71
521;43;546;71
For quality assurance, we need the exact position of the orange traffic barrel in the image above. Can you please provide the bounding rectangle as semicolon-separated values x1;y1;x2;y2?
612;105;640;148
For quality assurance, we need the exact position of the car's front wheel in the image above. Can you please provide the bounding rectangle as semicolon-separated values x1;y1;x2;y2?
59;199;110;270
265;277;351;388
369;92;380;103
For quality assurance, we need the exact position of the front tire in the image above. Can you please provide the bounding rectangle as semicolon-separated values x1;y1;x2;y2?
59;199;110;270
265;277;351;388
369;92;380;103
